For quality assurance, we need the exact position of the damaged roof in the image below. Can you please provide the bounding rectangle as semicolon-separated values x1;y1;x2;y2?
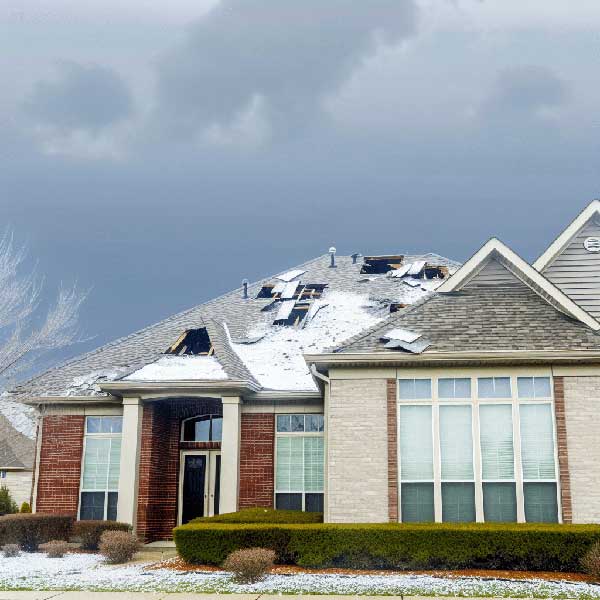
11;252;459;397
0;414;35;470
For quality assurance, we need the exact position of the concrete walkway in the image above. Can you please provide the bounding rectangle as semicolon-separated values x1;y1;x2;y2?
0;594;505;600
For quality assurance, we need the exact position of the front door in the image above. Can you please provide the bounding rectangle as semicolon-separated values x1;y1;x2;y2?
179;451;221;524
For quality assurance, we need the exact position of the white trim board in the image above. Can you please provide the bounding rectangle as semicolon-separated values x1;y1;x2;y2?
534;200;600;272
437;238;600;331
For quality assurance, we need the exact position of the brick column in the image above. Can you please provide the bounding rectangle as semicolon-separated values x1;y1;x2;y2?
387;379;399;522
554;376;573;524
35;416;85;516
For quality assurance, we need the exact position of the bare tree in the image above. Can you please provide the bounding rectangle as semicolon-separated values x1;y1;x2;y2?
0;230;87;390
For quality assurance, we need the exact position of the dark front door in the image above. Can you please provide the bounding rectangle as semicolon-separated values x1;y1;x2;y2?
182;454;207;524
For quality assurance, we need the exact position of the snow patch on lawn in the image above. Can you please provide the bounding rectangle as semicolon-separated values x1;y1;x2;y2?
1;553;600;598
124;355;228;381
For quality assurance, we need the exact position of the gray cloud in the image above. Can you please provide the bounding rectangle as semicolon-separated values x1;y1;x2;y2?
25;62;133;132
482;66;569;122
154;0;418;139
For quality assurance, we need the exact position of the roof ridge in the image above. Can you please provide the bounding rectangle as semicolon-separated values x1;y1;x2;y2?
12;253;330;394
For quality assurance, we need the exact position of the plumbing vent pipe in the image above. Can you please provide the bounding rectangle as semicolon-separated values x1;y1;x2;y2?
329;246;337;268
242;278;249;299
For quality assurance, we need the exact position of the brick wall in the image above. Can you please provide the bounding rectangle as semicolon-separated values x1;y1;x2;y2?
136;398;222;542
36;416;85;516
327;378;388;522
553;377;572;524
239;414;275;509
562;376;600;523
386;379;398;522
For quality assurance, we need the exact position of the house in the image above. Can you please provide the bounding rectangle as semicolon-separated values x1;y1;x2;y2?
0;403;36;508
10;200;600;539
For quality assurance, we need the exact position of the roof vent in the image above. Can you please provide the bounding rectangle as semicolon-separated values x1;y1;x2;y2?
242;278;249;299
329;246;337;268
351;252;361;264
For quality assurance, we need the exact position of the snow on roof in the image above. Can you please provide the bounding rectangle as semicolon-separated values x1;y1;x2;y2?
124;355;228;382
0;394;36;439
382;328;421;343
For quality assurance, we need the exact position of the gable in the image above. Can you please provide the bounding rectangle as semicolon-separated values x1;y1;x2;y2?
542;217;600;320
463;257;522;288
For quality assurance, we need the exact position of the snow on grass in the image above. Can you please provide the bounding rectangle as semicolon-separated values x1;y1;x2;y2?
231;286;440;391
0;394;36;439
0;553;600;598
124;355;228;381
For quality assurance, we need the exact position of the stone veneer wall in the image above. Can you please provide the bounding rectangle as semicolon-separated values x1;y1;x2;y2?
562;376;600;524
327;378;389;522
36;416;85;516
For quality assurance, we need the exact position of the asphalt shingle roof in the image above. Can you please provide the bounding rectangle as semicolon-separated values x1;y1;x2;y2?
0;415;35;470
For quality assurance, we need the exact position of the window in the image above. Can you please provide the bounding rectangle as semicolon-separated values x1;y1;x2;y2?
438;378;471;399
397;373;559;523
80;416;122;521
517;377;551;399
0;470;5;479
478;377;511;398
275;414;324;512
398;378;431;400
182;415;223;442
399;405;434;522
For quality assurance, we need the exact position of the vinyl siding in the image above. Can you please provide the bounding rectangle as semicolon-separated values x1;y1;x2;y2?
463;258;521;287
543;220;600;319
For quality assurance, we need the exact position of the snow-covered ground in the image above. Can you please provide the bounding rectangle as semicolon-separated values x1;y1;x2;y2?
1;553;599;598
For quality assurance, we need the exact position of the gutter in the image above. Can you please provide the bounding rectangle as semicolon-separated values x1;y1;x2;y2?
99;379;260;395
25;395;122;406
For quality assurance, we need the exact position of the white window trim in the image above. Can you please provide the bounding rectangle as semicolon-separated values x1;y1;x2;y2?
397;372;561;524
78;416;123;521
274;413;324;511
180;413;223;443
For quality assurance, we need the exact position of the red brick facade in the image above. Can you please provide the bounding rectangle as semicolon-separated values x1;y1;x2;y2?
36;415;85;516
553;376;573;524
239;414;275;509
386;379;398;522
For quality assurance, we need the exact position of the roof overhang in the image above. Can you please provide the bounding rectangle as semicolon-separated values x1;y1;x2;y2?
24;394;122;406
306;350;600;369
99;379;261;396
437;238;600;331
534;200;600;271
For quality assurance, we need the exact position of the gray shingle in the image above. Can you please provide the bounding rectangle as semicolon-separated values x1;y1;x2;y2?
0;415;35;470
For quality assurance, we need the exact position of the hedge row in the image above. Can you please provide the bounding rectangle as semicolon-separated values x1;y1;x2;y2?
174;522;600;572
190;508;323;524
0;514;131;551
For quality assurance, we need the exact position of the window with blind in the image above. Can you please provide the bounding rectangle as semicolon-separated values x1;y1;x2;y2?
399;405;434;521
80;416;122;521
275;414;324;512
397;374;559;524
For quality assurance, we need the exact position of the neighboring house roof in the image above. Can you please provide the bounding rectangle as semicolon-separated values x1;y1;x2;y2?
0;413;35;470
334;238;600;356
12;252;459;397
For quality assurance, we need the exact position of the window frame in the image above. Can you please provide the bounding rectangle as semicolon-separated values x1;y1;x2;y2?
397;371;561;524
274;413;324;512
79;415;123;522
180;414;223;443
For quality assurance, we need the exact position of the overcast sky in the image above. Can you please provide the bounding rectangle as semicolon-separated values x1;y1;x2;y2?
1;0;600;368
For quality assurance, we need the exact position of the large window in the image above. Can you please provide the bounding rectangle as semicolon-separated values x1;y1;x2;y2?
275;414;324;512
80;416;122;521
182;414;223;442
397;374;559;523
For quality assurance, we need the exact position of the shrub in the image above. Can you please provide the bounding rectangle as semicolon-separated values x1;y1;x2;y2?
19;502;31;514
1;543;20;557
99;530;140;564
0;514;73;551
582;540;600;580
223;547;276;583
73;520;131;551
174;522;600;572
0;486;18;515
191;508;322;525
40;539;70;558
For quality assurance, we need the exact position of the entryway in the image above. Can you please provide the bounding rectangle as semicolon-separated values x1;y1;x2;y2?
178;450;221;524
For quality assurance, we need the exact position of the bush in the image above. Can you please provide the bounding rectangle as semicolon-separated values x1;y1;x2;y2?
19;502;31;514
40;539;70;558
191;508;322;525
582;540;600;579
223;547;276;583
99;530;140;564
73;520;131;551
0;486;18;515
0;514;73;551
174;522;600;572
1;543;20;557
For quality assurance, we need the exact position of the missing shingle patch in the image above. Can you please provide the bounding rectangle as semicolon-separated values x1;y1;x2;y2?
165;328;213;356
